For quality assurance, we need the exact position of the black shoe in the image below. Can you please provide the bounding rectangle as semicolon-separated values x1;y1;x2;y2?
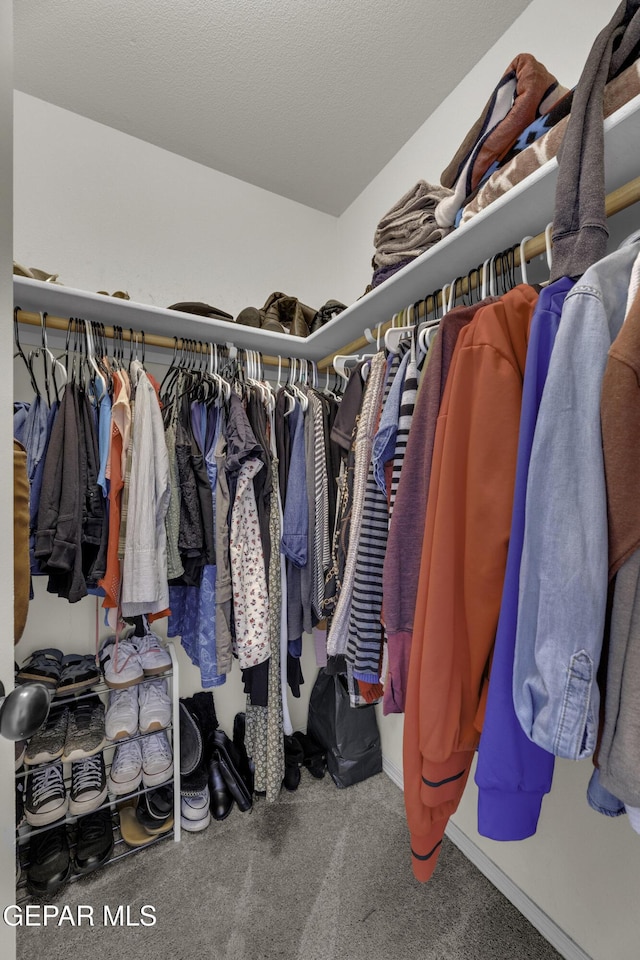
208;757;234;821
55;654;101;699
16;648;63;690
213;729;252;812
188;692;219;759
16;780;25;829
293;731;327;779
283;735;305;792
27;825;71;896
136;785;174;835
75;808;114;874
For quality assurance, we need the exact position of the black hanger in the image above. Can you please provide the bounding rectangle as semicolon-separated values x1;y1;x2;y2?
14;307;41;396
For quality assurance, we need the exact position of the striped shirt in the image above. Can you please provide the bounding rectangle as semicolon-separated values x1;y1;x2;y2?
345;351;405;682
389;355;419;517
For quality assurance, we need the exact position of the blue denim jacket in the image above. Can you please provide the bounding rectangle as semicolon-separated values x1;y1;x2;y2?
514;241;640;760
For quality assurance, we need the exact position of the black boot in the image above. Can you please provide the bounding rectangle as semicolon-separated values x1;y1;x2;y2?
212;729;252;812
208;756;234;821
293;731;327;780
283;735;305;791
188;692;219;760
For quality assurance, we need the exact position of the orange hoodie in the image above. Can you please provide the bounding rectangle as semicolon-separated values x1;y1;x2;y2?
403;285;538;881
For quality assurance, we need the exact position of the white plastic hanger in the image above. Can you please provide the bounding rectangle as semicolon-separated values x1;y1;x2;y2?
544;222;553;271
385;306;416;354
519;235;533;285
333;353;359;390
208;343;230;404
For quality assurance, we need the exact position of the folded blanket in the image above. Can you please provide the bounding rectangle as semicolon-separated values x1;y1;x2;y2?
371;257;417;288
372;180;453;270
459;86;575;218
459;58;640;227
436;53;568;229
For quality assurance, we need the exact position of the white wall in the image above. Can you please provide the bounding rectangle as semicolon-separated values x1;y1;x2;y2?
14;92;339;317
1;0;16;955
13;94;334;746
336;0;618;303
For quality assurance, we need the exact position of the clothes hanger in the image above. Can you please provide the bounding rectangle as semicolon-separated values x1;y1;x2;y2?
207;342;230;406
34;311;68;405
14;307;41;397
519;235;533;285
363;322;383;352
333;354;359;390
544;222;553;272
385;305;417;354
159;336;181;402
84;318;107;398
441;282;452;316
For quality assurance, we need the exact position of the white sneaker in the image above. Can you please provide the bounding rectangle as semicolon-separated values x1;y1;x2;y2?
141;731;173;787
100;637;144;689
132;634;172;677
181;787;211;832
107;739;143;796
105;686;139;741
138;679;171;734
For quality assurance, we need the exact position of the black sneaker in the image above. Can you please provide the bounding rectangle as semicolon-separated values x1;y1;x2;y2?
74;808;114;874
69;754;107;816
55;655;101;699
26;824;71;897
25;763;68;827
16;780;25;829
24;706;69;766
135;785;174;835
62;695;107;762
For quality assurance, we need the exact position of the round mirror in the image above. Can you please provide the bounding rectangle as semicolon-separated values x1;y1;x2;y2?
0;681;51;741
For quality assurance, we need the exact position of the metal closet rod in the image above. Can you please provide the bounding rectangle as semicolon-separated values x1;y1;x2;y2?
13;311;291;369
316;173;640;370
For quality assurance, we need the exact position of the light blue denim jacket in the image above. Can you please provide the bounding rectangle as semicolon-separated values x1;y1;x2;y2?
514;241;640;760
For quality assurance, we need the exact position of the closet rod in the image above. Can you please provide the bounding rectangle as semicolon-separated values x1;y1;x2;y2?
14;309;290;369
316;174;640;370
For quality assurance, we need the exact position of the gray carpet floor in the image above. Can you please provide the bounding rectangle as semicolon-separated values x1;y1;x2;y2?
17;772;561;960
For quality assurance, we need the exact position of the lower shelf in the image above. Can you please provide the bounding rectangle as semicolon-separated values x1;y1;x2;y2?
15;811;175;903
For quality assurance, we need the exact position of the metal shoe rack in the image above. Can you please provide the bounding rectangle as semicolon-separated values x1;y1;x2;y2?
15;641;181;902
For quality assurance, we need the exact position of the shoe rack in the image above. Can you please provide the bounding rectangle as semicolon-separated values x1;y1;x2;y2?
15;641;181;902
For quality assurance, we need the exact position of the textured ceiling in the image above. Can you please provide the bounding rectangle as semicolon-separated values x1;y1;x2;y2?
14;0;533;215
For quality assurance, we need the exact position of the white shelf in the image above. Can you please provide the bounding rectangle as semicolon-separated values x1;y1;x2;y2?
13;95;640;364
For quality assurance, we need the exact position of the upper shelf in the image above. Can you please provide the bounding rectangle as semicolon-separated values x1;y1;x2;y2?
14;94;640;365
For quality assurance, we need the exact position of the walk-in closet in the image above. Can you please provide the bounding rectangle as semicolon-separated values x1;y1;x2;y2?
3;2;640;959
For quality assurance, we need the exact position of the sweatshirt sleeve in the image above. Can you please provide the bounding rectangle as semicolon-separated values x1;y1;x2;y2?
475;284;574;840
